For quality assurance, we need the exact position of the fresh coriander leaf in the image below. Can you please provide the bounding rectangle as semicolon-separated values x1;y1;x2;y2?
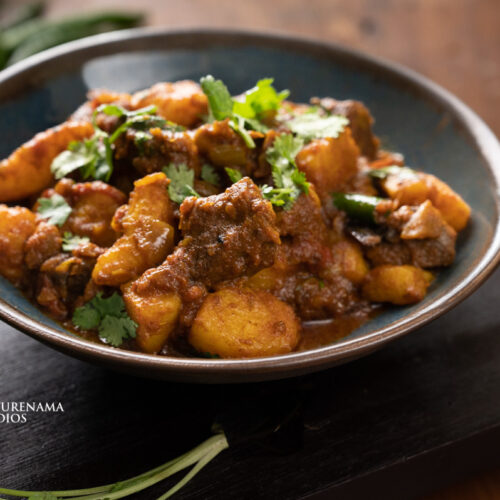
37;194;72;227
263;133;309;210
260;184;294;208
71;292;137;347
51;139;96;179
163;163;199;204
200;75;234;121
200;76;280;149
91;292;128;318
97;103;127;117
225;167;243;183
51;104;170;183
287;112;349;141
229;115;255;148
291;168;310;195
62;232;90;252
72;304;101;330
201;164;220;186
108;112;167;144
233;78;289;119
98;315;137;347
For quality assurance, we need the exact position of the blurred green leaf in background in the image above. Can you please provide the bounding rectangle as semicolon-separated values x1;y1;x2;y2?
0;1;143;69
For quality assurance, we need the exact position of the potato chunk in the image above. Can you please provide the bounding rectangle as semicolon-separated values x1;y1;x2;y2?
331;239;369;284
122;283;182;354
0;205;36;285
295;130;360;198
379;170;470;232
421;173;470;232
194;119;251;169
362;265;430;305
190;288;300;358
381;173;429;206
0;121;93;202
130;80;207;128
92;173;175;286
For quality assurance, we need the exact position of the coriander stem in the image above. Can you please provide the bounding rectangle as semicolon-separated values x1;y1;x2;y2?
156;434;229;500
69;434;228;500
0;436;208;498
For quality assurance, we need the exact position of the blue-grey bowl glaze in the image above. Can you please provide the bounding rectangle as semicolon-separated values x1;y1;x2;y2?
0;29;499;383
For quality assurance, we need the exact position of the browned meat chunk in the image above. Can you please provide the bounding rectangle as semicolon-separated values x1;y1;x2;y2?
275;186;329;267
177;177;280;284
24;222;62;270
365;241;413;267
406;225;456;268
37;252;98;319
115;127;201;176
311;97;379;159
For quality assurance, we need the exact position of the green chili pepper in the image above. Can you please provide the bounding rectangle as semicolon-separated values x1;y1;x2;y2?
332;193;384;223
0;2;45;31
0;11;143;69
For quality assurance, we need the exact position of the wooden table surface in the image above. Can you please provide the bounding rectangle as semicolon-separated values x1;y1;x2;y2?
1;0;500;498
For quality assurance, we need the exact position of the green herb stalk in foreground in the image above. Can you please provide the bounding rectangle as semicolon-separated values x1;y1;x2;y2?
0;432;229;500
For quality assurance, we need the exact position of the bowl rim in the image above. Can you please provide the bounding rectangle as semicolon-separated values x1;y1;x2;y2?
0;27;499;379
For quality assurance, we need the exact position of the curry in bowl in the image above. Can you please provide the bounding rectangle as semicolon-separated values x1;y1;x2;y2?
0;76;470;358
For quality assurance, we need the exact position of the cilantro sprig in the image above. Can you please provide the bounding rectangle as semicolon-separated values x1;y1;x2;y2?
51;104;181;182
163;163;199;204
62;232;90;252
261;134;309;210
287;110;349;142
201;164;220;186
72;292;137;347
0;432;229;500
225;167;243;183
36;194;72;227
200;75;288;149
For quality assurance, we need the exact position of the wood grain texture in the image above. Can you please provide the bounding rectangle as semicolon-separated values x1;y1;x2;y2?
0;0;499;498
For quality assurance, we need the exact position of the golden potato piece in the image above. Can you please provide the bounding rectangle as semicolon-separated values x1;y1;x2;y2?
122;283;182;354
362;265;430;305
130;80;208;128
400;200;449;240
194;119;250;168
331;239;369;285
420;173;470;232
190;288;300;358
92;173;175;286
0;205;36;285
381;173;429;206
295;130;360;198
0;121;94;202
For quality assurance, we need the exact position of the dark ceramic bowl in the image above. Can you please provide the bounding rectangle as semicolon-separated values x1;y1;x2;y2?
0;29;499;383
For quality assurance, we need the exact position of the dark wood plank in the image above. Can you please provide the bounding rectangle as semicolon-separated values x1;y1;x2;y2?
1;268;500;499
